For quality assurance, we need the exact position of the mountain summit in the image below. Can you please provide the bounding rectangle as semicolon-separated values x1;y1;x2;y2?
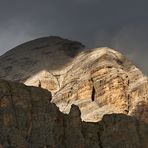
0;36;148;147
0;36;147;123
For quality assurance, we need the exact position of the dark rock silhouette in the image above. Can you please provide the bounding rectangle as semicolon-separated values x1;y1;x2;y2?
0;79;148;148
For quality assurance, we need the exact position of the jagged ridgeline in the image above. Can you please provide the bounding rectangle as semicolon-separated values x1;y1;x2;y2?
0;36;147;123
0;79;148;147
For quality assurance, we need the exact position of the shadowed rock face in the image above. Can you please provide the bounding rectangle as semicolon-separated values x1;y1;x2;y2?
0;36;147;123
0;36;85;91
0;79;148;148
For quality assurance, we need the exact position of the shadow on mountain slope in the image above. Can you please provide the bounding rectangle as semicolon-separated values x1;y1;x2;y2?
0;36;85;82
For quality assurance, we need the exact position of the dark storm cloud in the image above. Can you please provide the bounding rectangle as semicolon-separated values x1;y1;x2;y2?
0;0;148;74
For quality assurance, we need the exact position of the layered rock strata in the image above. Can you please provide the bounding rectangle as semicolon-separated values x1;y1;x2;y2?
53;48;148;122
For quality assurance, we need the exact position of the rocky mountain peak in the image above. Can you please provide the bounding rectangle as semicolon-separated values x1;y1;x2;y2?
0;36;148;147
0;36;85;82
0;36;147;123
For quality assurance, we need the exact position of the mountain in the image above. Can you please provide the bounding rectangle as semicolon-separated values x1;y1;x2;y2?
0;36;147;123
0;36;85;88
52;47;148;122
0;79;148;148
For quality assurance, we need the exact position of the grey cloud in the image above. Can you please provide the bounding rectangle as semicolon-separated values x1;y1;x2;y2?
0;0;147;74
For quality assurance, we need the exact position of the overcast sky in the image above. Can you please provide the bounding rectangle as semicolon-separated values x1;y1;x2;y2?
0;0;147;74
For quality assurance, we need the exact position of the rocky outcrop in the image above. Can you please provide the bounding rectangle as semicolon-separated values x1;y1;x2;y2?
53;47;148;123
0;79;148;148
0;37;147;123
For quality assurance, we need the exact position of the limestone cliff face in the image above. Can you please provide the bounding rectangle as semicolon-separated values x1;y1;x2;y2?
0;37;147;123
0;79;148;148
53;47;148;123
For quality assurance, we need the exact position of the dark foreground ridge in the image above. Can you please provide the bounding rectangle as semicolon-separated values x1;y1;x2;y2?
0;79;148;148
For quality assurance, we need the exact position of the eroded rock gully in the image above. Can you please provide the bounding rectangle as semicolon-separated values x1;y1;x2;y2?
0;79;148;148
